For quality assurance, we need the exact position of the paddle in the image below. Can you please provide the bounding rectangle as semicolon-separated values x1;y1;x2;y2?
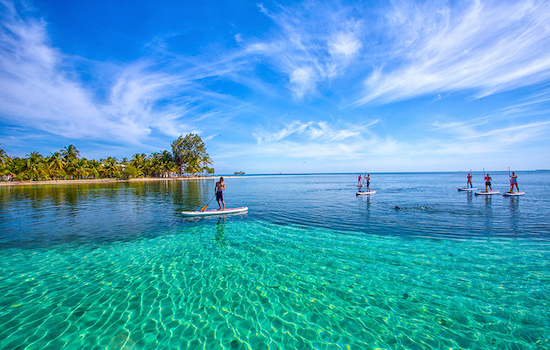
200;195;216;212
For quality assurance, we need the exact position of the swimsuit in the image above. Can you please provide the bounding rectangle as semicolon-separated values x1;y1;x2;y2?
216;191;224;201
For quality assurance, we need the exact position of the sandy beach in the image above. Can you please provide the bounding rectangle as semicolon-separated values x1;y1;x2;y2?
0;176;213;187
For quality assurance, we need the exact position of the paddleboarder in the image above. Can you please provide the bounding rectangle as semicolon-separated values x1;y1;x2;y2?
365;174;371;191
215;177;225;210
357;174;362;186
484;173;492;192
466;173;473;188
509;172;519;192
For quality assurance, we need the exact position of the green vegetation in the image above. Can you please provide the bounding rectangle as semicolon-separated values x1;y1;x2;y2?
171;133;213;176
0;134;214;182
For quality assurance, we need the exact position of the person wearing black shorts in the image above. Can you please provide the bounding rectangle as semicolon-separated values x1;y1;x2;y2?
366;174;371;191
215;177;226;210
484;173;492;192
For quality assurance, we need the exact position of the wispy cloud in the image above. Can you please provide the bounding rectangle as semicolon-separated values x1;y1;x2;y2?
253;119;378;144
355;0;550;105
242;113;549;171
247;2;365;99
0;1;252;149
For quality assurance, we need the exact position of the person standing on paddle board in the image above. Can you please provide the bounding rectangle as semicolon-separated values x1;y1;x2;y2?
366;174;371;191
484;173;492;192
467;173;473;188
215;177;225;210
510;172;519;192
357;174;362;186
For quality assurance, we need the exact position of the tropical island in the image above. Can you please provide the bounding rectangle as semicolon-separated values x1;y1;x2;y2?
0;133;214;185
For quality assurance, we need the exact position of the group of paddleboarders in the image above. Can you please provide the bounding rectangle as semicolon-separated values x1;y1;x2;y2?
465;172;519;193
356;171;521;195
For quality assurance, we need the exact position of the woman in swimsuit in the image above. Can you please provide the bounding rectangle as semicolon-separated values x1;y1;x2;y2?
510;172;519;192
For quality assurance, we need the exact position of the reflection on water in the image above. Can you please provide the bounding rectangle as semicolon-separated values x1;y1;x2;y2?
215;216;227;248
0;180;219;248
507;196;520;235
466;190;473;203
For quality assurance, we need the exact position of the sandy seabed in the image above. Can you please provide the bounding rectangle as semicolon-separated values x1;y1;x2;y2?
0;176;214;187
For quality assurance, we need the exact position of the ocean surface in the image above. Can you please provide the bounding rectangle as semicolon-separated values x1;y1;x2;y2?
0;172;549;349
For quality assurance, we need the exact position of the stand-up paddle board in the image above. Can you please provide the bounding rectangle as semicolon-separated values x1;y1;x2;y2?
458;188;477;191
182;207;248;217
357;191;376;195
503;192;524;196
475;191;499;196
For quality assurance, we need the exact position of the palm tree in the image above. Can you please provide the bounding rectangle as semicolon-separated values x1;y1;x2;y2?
0;151;13;181
87;159;102;179
73;158;90;179
0;147;7;165
62;145;80;161
0;147;12;181
23;151;46;180
47;152;66;179
131;153;147;176
65;157;78;179
102;157;120;178
200;154;214;175
160;150;176;177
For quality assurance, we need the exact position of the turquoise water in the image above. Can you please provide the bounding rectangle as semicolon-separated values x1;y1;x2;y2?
1;172;549;349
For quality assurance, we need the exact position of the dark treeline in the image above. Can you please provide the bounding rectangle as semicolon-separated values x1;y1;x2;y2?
0;133;214;181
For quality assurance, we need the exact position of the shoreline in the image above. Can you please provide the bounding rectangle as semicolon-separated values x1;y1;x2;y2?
0;176;215;187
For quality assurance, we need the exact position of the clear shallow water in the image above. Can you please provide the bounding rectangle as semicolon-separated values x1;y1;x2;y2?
1;172;549;349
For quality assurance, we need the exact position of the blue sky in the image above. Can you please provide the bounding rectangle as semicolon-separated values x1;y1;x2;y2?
1;0;549;173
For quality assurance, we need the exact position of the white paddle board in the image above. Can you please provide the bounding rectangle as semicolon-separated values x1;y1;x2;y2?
357;191;376;195
503;192;524;196
475;191;500;196
182;207;248;217
458;188;477;191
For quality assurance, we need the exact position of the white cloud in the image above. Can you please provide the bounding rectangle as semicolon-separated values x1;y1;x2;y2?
328;31;362;58
253;120;375;145
0;3;251;148
246;3;366;99
289;67;316;99
356;0;550;105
